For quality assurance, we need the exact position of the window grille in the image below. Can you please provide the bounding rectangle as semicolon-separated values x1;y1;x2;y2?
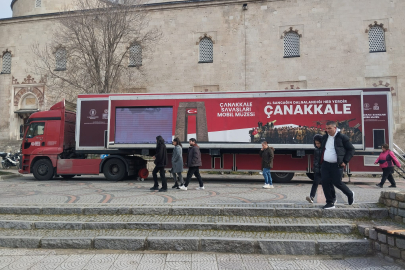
369;26;386;52
55;48;67;71
129;44;142;67
199;37;213;63
35;0;41;8
2;52;11;74
283;31;300;58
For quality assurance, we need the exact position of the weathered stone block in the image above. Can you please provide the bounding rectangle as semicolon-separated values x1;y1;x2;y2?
396;238;405;249
388;236;395;246
398;209;405;217
378;233;387;243
375;241;381;251
396;193;405;202
381;243;388;254
95;237;145;250
148;237;199;251
275;208;321;218
0;236;40;248
259;240;316;255
35;222;82;230
223;208;273;217
0;207;41;215
0;220;32;230
401;250;405;260
83;207;131;215
41;237;92;249
390;192;399;200
171;207;222;216
384;192;391;199
322;209;369;219
369;209;389;219
126;222;160;230
318;240;371;256
132;207;170;215
386;199;392;207
319;224;353;234
369;229;378;240
395;216;403;223
389;247;401;258
42;207;82;215
392;200;399;208
357;224;368;236
399;202;405;209
201;238;255;254
84;222;126;230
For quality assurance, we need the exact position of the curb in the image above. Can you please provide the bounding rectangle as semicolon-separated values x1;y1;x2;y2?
0;173;21;180
0;206;389;219
0;236;372;255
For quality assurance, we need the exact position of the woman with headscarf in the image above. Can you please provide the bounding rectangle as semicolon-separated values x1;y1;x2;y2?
171;137;184;189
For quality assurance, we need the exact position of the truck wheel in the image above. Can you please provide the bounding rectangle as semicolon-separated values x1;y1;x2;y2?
103;158;126;181
32;159;54;180
306;173;315;181
271;172;294;183
61;175;75;179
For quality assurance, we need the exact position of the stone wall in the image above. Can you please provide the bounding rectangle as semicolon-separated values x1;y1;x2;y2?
379;190;405;222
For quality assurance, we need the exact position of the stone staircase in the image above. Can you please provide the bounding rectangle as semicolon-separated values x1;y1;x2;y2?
0;203;392;256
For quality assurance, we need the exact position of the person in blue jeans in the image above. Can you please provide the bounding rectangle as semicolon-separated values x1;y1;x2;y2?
259;141;274;189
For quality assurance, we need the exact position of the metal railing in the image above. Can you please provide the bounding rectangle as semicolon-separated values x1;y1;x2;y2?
392;143;405;179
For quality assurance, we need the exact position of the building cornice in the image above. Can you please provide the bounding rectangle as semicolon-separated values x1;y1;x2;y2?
5;0;284;23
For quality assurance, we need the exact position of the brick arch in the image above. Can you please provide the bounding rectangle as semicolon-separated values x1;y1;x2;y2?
14;87;44;107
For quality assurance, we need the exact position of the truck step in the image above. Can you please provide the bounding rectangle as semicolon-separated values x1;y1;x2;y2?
0;229;371;256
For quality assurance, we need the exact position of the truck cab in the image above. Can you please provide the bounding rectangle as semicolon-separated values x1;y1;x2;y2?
20;100;76;179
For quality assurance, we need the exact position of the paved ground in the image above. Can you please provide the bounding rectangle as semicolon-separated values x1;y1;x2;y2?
0;172;400;206
0;249;400;270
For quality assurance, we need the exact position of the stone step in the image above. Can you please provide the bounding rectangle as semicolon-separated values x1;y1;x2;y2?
0;228;371;256
0;204;388;219
0;215;358;234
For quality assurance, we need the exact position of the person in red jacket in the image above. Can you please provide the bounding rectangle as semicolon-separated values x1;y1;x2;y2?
375;144;401;188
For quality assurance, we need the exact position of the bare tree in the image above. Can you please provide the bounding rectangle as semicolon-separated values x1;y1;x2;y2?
29;0;161;102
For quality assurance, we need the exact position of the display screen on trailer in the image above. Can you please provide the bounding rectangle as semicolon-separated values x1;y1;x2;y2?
115;107;173;144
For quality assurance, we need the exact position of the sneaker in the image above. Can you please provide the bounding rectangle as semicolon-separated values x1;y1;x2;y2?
150;186;159;190
158;188;167;192
333;198;337;204
268;185;274;188
322;203;335;209
306;196;314;203
263;184;270;189
348;191;355;205
376;184;383;188
196;186;205;190
389;185;397;188
172;184;179;189
179;185;187;191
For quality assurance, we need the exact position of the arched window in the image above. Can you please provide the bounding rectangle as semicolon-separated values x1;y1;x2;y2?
2;52;11;74
35;0;41;8
129;43;142;67
199;37;213;63
55;48;67;71
283;31;300;58
369;26;386;53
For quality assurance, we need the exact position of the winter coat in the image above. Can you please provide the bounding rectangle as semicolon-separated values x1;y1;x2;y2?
154;142;168;167
171;145;184;173
321;131;355;165
187;145;202;167
259;147;274;169
313;146;322;173
375;150;401;168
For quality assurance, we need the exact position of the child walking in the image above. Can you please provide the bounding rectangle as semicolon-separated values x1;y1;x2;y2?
306;135;336;203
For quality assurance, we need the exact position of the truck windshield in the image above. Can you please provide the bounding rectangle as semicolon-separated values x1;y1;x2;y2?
26;122;45;138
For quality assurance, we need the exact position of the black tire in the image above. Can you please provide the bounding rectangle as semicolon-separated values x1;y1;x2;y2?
271;172;295;183
61;175;75;179
32;159;54;180
103;158;126;181
306;173;315;181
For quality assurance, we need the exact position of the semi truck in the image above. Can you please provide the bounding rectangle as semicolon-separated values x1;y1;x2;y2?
19;88;394;182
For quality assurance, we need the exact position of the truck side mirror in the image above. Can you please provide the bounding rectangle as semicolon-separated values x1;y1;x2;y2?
19;125;24;139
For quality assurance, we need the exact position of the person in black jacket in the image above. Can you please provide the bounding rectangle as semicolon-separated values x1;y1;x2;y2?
306;135;336;203
321;121;355;209
179;138;204;191
151;135;168;192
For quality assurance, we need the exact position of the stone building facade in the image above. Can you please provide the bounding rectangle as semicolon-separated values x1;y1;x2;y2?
0;0;404;151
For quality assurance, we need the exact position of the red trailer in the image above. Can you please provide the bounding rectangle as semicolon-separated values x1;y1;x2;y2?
19;88;393;182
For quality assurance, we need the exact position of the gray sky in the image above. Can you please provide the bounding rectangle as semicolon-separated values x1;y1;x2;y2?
0;0;13;19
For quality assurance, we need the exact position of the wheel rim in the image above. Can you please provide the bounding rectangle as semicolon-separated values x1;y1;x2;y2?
274;172;289;178
37;163;49;176
109;164;120;175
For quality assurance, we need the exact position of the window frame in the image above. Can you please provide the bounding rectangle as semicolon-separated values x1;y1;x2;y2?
1;52;12;74
368;25;386;53
26;122;45;139
198;37;214;64
283;31;301;58
128;43;142;67
54;47;67;71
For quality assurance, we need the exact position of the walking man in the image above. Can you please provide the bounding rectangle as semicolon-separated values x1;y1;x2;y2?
321;121;355;209
179;138;204;190
259;141;274;188
151;135;168;192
